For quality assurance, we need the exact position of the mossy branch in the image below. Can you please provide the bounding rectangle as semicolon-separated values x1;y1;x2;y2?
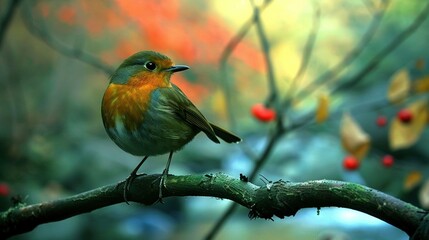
0;173;427;239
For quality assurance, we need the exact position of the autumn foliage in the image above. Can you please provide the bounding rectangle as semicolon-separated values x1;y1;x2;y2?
35;0;264;105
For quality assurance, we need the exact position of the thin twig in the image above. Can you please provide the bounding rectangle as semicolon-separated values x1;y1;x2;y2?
219;0;273;130
294;0;389;102
362;0;376;14
250;0;278;107
287;1;321;99
218;0;273;66
0;0;22;49
21;2;114;75
332;0;429;94
218;0;275;168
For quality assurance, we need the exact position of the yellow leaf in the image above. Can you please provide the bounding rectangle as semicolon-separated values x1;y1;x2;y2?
315;93;330;123
414;76;429;93
404;171;422;191
340;113;371;160
210;89;227;120
419;179;429;208
389;100;428;150
387;69;410;103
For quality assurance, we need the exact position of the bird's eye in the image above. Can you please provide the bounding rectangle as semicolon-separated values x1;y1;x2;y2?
144;61;156;71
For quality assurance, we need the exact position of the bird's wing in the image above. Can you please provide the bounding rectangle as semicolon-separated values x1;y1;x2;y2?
157;84;220;143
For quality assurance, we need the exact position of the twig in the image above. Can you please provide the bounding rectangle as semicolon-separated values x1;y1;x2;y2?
218;0;273;67
20;2;114;75
250;0;278;107
217;0;274;173
0;0;22;49
1;173;426;239
287;1;321;99
295;0;389;102
219;0;273;130
332;0;429;94
362;0;376;14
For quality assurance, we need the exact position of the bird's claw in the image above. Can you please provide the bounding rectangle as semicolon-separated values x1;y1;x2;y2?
153;170;169;203
123;173;146;204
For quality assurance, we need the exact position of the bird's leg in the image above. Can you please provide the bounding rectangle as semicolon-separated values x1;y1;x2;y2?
123;156;149;204
158;151;173;201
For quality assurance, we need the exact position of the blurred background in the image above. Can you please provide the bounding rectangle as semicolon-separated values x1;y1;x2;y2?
1;0;429;239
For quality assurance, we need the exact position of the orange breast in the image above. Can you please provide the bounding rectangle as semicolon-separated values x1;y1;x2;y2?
102;85;142;131
102;71;172;131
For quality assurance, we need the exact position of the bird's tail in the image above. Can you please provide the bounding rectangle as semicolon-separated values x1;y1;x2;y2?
209;123;241;143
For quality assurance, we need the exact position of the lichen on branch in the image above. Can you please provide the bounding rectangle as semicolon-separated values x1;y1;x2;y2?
0;173;427;239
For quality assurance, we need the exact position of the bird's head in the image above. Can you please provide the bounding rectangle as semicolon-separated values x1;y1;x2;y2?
110;51;189;87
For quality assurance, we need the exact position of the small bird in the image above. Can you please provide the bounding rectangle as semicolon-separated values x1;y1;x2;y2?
101;51;241;202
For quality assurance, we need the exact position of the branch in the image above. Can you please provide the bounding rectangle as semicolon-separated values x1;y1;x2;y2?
0;173;426;239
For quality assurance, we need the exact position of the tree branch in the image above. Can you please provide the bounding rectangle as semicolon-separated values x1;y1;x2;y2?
0;173;427;239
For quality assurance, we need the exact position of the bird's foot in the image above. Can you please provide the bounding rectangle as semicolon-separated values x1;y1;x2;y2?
153;170;169;203
123;173;146;204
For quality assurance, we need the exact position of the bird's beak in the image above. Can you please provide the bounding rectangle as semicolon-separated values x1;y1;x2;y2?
165;65;189;73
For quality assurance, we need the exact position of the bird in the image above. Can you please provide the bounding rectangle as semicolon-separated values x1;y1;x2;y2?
101;51;241;203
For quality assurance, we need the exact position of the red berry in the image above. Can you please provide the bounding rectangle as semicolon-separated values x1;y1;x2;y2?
382;155;394;167
251;103;276;122
0;183;10;196
343;155;360;170
397;109;413;123
376;116;387;127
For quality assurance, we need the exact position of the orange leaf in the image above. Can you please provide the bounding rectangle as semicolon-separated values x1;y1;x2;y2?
389;100;428;150
340;113;370;160
387;69;410;103
315;93;330;123
404;171;422;191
